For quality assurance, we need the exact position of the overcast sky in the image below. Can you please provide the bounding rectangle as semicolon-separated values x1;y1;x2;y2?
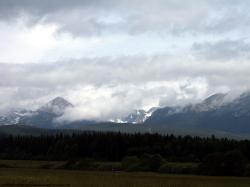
1;0;250;121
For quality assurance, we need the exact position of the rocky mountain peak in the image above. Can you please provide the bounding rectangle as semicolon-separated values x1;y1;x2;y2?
38;97;73;115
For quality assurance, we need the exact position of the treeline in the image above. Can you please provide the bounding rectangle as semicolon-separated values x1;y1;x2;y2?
1;132;249;161
0;132;249;176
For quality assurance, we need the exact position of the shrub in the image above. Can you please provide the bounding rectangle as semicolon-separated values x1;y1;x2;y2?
222;150;248;176
121;156;141;171
140;154;165;171
199;150;248;176
122;154;165;172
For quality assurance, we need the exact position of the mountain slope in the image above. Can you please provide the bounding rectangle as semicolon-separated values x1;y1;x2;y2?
0;109;32;125
119;107;158;124
145;92;250;134
0;97;97;128
18;97;74;128
38;97;74;115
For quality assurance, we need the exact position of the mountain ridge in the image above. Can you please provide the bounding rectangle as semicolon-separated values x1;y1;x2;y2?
1;92;250;136
145;92;250;134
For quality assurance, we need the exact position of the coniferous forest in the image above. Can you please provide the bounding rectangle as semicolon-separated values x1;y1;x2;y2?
0;132;249;176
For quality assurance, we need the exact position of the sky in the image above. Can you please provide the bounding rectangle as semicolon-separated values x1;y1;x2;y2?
1;0;250;121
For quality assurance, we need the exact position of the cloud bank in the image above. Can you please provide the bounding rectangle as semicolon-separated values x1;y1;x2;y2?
0;0;250;120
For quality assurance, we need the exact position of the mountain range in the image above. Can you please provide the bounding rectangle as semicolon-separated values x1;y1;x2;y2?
1;92;250;138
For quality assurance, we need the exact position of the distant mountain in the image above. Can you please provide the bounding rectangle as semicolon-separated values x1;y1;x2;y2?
17;97;74;128
0;97;96;128
0;109;33;125
145;92;250;134
191;93;227;112
110;94;227;125
38;97;74;115
118;107;158;124
3;92;250;137
122;109;146;123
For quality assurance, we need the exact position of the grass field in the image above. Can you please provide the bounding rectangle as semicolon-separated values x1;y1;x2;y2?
0;168;250;187
0;159;64;169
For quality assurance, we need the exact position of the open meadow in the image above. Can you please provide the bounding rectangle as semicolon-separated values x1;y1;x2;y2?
0;168;250;187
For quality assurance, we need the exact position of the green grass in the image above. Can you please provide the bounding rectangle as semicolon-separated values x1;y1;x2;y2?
0;168;250;187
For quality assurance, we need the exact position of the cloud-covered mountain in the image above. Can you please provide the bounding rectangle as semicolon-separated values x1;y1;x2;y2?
117;107;158;124
118;95;224;126
38;97;74;115
2;92;250;137
145;92;250;134
0;97;90;128
0;109;33;125
18;97;74;128
190;93;227;112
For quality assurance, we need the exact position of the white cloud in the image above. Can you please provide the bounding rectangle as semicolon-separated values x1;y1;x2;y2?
0;21;58;63
1;55;250;120
192;40;250;61
0;0;250;120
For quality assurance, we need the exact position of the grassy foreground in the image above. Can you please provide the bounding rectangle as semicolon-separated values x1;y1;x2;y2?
0;168;250;187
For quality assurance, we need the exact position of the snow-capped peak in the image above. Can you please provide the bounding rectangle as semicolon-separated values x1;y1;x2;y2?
113;107;159;124
192;93;227;112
